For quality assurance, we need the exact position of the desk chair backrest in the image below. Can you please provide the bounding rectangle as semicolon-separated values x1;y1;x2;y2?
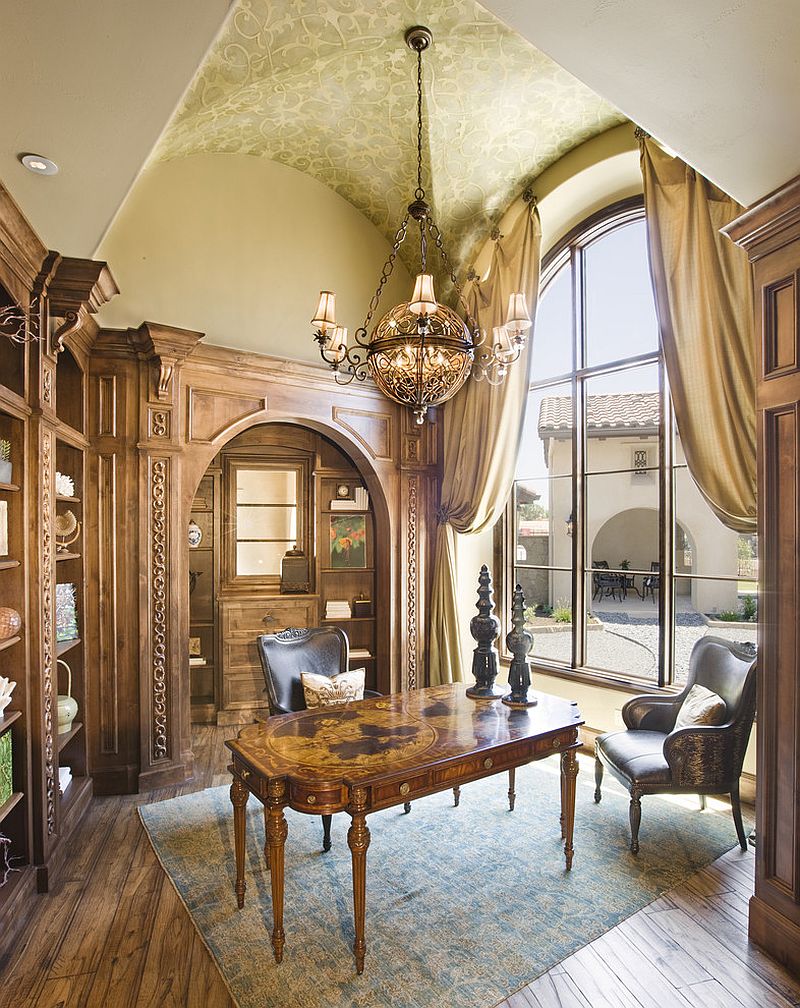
683;635;756;726
257;626;348;716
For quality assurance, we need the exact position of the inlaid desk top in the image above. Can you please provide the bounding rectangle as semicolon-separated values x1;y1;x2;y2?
227;683;583;815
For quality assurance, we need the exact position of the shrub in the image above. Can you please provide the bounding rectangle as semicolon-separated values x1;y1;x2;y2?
717;610;740;622
741;595;757;622
552;599;572;623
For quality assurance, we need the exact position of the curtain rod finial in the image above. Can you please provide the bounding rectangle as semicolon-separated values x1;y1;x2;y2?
634;126;650;142
522;189;537;206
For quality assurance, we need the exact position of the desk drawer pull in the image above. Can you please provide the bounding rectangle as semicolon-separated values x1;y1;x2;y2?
262;613;275;624
399;782;410;796
483;757;493;769
240;768;251;780
307;794;316;804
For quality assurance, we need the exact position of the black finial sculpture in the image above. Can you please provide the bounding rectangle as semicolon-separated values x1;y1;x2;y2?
502;584;537;707
466;565;504;699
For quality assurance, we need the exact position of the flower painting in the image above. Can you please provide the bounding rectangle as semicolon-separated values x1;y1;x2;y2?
330;514;367;569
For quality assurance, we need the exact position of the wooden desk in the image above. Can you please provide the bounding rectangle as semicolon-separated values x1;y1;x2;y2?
226;683;583;974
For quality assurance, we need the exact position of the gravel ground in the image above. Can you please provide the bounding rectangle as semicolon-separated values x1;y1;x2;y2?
532;610;757;682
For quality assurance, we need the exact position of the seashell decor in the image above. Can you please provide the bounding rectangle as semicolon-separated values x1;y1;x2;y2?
55;471;75;497
0;677;16;717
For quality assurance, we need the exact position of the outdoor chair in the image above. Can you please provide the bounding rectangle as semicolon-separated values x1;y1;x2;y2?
592;560;625;601
593;636;757;853
642;562;660;603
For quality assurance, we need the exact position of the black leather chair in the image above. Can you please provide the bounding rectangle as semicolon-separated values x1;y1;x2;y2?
256;625;381;853
594;636;756;853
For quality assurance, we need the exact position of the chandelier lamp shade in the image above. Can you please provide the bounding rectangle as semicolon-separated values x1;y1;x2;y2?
311;26;532;425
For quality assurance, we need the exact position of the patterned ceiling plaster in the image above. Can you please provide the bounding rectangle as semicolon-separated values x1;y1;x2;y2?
153;0;626;277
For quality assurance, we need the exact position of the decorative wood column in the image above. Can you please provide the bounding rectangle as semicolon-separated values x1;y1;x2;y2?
726;174;800;977
129;323;204;790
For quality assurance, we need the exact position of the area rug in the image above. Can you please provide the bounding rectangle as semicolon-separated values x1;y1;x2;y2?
139;758;747;1008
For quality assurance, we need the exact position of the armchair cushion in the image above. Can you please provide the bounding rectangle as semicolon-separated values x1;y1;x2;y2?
673;684;727;730
301;667;365;708
596;730;672;787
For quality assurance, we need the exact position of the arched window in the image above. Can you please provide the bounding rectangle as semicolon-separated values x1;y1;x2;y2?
508;198;756;686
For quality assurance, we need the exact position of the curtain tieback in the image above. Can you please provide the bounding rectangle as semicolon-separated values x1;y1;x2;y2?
437;506;454;526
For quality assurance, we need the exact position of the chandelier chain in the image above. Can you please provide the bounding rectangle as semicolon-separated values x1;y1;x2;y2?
415;47;424;200
427;218;479;336
358;212;411;338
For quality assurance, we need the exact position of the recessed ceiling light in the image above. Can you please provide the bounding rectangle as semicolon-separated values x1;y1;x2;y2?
19;153;59;176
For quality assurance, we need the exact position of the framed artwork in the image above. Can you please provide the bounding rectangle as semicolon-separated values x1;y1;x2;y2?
188;636;202;657
55;583;79;642
329;514;367;569
0;500;7;556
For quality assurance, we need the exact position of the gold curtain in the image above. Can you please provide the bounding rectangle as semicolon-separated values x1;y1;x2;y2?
640;137;756;532
428;202;542;685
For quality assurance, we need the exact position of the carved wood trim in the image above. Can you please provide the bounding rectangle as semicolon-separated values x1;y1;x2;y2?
763;271;800;379
98;454;119;754
406;476;418;690
150;457;169;761
149;408;171;439
41;429;56;834
187;388;267;443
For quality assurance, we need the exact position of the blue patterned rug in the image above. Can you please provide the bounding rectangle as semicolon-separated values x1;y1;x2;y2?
139;757;747;1008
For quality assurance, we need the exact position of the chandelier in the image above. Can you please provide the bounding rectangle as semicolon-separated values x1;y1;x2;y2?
312;26;531;425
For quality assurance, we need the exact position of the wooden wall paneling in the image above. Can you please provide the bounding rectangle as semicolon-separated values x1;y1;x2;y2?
85;347;140;795
725;174;800;978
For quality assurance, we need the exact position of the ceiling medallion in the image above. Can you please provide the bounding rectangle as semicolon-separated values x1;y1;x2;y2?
312;26;531;425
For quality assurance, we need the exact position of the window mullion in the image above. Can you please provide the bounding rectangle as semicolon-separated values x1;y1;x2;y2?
572;244;586;671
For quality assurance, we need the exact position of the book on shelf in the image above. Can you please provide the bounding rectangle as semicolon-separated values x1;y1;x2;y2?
349;648;372;659
325;599;351;619
354;486;369;510
188;656;207;667
329;498;356;511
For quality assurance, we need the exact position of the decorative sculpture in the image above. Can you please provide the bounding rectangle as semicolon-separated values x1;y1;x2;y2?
502;584;537;707
466;565;503;699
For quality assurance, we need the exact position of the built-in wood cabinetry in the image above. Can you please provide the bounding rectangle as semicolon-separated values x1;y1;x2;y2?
726;174;800;977
0;182;118;952
195;423;383;723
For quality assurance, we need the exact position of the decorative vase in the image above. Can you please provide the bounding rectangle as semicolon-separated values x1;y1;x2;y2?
0;608;21;642
187;520;203;548
466;565;504;700
56;659;78;734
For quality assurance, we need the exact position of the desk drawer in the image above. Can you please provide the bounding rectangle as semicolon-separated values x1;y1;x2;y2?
221;597;317;636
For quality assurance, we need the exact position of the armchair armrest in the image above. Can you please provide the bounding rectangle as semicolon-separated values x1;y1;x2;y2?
364;689;381;699
664;724;738;788
622;692;684;732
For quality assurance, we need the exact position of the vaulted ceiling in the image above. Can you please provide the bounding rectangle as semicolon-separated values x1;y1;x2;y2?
1;1;798;268
149;0;625;273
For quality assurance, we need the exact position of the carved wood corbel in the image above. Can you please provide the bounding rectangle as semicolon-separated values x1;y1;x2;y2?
46;255;119;354
129;322;205;404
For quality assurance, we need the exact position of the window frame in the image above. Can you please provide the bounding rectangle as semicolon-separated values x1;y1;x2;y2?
502;196;679;691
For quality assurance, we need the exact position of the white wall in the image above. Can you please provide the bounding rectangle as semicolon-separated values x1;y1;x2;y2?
96;153;412;361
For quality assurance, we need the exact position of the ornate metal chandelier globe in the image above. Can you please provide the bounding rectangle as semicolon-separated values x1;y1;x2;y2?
311;26;531;425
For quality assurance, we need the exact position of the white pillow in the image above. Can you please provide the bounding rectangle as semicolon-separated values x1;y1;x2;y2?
673;684;727;731
301;668;366;709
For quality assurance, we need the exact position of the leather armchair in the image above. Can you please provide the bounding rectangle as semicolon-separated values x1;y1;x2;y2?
594;636;756;853
256;626;382;853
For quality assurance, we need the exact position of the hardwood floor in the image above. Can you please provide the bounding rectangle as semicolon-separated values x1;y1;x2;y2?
2;728;798;1008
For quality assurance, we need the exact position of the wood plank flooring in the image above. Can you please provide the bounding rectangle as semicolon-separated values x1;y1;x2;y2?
1;728;798;1008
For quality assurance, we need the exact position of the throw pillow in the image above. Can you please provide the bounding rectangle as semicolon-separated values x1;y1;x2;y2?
673;684;727;731
301;668;366;709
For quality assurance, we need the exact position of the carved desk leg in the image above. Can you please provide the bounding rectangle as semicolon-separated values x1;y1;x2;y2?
508;768;516;812
347;787;371;975
561;748;579;871
266;779;288;963
230;775;249;909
